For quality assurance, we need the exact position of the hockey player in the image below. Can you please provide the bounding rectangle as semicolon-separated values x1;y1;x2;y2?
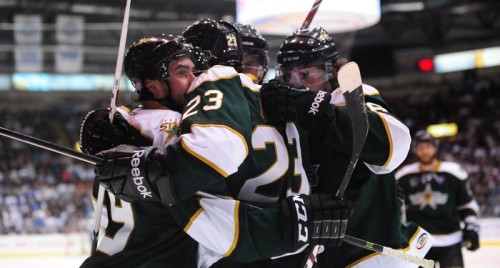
395;130;480;268
260;27;433;267
234;23;269;84
83;24;351;267
79;34;204;268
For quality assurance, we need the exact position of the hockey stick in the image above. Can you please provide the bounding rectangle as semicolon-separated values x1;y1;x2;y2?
303;63;433;267
300;0;323;30
0;126;433;267
334;61;369;198
304;61;368;268
90;0;132;255
109;0;132;123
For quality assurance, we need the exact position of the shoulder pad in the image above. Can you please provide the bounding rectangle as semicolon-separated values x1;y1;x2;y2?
438;161;468;180
239;73;260;92
395;162;419;180
189;65;239;93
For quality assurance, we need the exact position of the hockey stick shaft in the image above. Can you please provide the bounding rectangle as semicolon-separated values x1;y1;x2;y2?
300;0;323;30
344;235;434;268
334;62;369;198
109;0;132;123
304;62;368;268
0;126;99;165
92;0;132;254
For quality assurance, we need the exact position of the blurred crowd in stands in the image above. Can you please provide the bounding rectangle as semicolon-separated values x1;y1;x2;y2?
387;74;500;217
0;75;499;234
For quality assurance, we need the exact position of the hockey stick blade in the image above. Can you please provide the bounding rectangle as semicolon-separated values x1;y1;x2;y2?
344;235;435;268
337;61;362;94
335;62;368;198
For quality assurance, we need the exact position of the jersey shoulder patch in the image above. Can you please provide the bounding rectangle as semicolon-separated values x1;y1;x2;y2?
438;161;468;180
395;162;419;180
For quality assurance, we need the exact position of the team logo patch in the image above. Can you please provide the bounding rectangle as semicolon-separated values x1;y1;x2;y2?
416;233;428;250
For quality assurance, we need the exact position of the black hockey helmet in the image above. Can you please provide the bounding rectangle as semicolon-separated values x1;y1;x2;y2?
276;27;339;88
413;130;439;149
182;18;243;71
234;23;269;69
234;23;269;83
277;27;339;69
124;34;207;101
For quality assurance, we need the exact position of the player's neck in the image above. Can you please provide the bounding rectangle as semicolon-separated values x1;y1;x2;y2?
419;158;440;172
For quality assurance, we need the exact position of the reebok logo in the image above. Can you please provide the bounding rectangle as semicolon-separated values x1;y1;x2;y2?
131;150;153;199
308;91;327;115
292;195;309;243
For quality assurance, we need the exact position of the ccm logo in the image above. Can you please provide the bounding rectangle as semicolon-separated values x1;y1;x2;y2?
292;195;309;243
283;56;299;62
131;150;153;199
416;233;428;250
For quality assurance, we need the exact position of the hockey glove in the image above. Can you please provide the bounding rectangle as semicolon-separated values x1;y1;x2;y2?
463;222;480;251
95;145;177;206
261;79;333;132
79;109;150;155
281;194;351;251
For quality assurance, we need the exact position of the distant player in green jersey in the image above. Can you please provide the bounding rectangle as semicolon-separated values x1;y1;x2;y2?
396;130;480;268
261;27;433;267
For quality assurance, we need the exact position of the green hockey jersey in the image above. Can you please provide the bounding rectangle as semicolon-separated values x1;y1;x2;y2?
395;160;479;247
310;84;432;268
164;65;312;263
82;97;306;267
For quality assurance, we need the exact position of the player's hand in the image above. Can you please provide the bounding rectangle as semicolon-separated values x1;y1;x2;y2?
261;79;333;132
463;223;480;251
280;194;351;251
79;109;150;155
95;145;177;206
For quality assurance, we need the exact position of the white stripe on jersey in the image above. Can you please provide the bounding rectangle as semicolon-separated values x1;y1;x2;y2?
331;84;411;174
439;161;468;180
188;65;239;94
238;72;261;93
365;109;411;174
184;198;240;257
181;124;248;177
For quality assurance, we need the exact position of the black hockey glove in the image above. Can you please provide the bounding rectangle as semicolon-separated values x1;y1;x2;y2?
95;145;177;206
463;222;480;251
281;194;351;251
261;79;333;132
79;109;150;155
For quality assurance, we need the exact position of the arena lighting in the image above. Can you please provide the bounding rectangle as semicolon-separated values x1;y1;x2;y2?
417;58;434;72
426;123;458;138
11;73;135;91
236;0;380;35
434;46;500;73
